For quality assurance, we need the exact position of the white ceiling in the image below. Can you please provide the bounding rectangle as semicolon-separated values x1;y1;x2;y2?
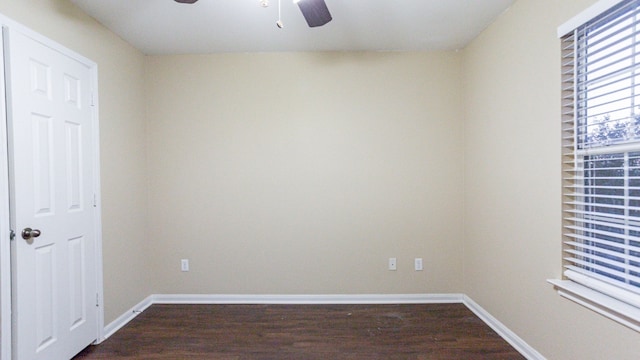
69;0;516;55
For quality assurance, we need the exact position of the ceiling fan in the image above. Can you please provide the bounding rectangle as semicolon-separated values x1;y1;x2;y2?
174;0;332;28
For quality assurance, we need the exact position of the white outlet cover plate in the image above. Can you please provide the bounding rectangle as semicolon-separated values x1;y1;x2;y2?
389;258;397;271
415;258;423;271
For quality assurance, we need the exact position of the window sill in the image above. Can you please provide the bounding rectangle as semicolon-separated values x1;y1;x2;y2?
548;279;640;332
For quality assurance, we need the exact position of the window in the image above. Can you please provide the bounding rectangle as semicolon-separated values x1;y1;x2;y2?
554;0;640;330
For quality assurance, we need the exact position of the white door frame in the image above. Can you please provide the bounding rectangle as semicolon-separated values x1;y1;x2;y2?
0;21;12;360
0;14;104;360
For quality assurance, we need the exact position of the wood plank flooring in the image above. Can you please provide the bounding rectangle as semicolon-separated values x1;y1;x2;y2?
73;303;524;359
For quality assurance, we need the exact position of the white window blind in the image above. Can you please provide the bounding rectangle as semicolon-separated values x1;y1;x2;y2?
562;0;640;313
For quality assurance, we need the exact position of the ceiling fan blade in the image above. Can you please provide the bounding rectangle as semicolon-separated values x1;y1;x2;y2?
174;0;198;3
296;0;332;27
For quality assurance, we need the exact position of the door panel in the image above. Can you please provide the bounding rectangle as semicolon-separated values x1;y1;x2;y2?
7;28;98;360
34;243;56;352
32;113;55;216
65;121;83;212
68;235;86;330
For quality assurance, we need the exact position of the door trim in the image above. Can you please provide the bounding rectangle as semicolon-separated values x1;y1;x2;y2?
0;23;11;360
0;14;104;360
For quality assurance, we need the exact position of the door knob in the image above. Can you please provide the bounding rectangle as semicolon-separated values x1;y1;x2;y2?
21;228;41;240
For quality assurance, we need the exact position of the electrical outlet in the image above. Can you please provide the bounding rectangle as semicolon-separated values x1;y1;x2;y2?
181;259;189;272
414;258;423;271
388;257;397;271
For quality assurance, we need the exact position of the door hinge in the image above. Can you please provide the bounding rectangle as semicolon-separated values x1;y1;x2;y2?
93;193;97;208
90;92;96;107
96;293;99;307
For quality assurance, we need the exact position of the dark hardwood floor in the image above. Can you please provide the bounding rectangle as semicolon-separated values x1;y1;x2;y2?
74;303;524;359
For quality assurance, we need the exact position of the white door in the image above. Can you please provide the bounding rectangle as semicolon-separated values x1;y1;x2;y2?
6;28;99;360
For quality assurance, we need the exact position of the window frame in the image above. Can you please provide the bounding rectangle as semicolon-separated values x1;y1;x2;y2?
549;0;640;332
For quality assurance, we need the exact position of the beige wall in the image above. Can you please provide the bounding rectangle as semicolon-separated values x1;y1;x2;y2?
463;0;640;359
145;52;464;294
0;0;151;323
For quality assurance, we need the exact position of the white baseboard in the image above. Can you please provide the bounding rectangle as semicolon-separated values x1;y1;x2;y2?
102;295;154;340
462;295;545;360
102;293;542;360
152;293;464;305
